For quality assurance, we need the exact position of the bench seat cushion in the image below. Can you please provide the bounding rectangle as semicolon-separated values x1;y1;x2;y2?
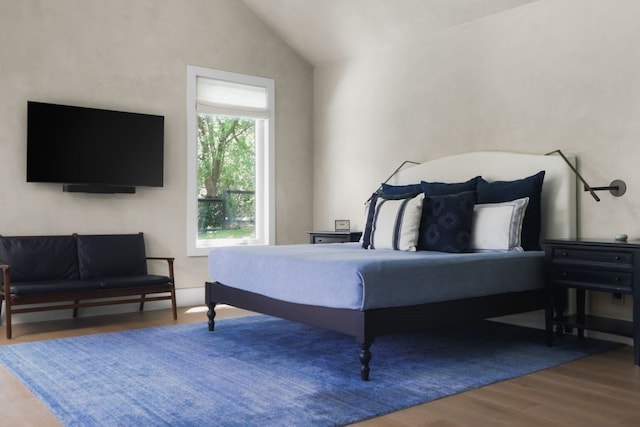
98;274;172;290
11;280;101;296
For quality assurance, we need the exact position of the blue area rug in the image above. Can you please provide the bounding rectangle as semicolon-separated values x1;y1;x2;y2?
0;315;619;426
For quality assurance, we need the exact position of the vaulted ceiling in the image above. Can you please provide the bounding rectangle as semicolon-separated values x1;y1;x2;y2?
241;0;540;65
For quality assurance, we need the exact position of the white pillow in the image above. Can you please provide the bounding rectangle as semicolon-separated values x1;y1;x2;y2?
370;193;425;251
470;197;529;252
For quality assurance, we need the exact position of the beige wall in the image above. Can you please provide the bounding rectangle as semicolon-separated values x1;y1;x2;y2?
0;0;314;296
313;0;640;319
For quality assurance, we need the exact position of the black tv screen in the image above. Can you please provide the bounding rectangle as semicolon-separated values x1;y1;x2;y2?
27;101;164;192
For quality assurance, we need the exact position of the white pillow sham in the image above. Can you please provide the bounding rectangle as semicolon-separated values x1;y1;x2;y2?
370;193;425;251
470;197;529;252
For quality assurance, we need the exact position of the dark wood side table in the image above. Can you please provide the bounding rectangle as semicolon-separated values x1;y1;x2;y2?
542;238;640;365
308;230;362;244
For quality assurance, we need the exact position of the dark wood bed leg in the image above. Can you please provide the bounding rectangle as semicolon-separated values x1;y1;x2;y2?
359;340;373;381
207;302;217;331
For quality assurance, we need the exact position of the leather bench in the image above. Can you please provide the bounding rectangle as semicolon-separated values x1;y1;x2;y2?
0;232;176;338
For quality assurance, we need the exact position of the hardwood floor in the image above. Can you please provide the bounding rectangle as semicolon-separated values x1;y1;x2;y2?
1;306;638;426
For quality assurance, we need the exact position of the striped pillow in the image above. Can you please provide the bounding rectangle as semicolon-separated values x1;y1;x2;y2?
470;197;529;252
370;193;425;251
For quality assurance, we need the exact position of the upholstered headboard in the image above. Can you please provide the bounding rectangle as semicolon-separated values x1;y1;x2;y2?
393;151;577;240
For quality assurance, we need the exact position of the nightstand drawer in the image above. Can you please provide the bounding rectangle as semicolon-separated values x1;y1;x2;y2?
551;267;633;291
313;235;349;244
552;248;632;265
308;231;362;244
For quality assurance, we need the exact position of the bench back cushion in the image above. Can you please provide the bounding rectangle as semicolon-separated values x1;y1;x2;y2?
0;235;79;282
77;234;148;279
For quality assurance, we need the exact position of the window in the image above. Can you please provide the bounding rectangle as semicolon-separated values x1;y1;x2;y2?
187;66;275;256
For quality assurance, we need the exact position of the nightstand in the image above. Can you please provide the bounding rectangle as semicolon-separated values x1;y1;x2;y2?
308;231;362;244
542;238;640;365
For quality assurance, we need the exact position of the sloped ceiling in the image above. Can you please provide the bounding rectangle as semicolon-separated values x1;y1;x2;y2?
241;0;540;65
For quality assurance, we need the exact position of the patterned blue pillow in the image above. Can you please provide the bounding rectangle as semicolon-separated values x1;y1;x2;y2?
418;191;476;253
476;171;545;251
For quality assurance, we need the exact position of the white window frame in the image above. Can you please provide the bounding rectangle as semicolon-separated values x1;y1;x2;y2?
186;65;275;256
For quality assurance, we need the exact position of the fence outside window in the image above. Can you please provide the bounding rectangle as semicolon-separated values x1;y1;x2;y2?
198;190;255;234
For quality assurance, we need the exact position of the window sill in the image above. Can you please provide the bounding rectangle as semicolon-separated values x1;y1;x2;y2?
188;240;268;257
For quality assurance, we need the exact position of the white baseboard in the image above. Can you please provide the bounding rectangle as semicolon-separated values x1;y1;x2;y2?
1;287;206;325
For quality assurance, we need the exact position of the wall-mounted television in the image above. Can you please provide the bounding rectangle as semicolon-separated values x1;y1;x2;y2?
27;101;164;193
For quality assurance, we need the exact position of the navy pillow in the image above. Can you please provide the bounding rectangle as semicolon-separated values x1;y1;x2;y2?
373;177;480;249
418;191;476;253
476;171;545;251
420;176;481;196
379;183;422;199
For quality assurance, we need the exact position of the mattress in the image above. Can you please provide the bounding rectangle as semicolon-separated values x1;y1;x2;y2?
208;243;545;311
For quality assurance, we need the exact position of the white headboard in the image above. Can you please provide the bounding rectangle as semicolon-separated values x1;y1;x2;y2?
393;151;577;240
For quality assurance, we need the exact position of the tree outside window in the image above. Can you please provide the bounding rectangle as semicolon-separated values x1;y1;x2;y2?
197;115;256;240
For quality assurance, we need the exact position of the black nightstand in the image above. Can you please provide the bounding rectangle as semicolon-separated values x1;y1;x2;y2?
308;231;362;244
542;238;640;365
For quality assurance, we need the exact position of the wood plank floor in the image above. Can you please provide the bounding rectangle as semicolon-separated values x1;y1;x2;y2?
1;306;638;426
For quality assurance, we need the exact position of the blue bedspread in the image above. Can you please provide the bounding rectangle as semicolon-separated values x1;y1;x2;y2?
208;243;544;311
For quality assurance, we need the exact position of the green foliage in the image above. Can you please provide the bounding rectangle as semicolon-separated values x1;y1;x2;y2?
197;114;255;199
198;228;254;240
197;114;256;237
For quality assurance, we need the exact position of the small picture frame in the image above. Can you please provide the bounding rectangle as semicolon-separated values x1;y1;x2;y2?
334;219;350;232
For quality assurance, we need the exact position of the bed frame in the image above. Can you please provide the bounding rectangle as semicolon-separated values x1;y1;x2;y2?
206;151;577;380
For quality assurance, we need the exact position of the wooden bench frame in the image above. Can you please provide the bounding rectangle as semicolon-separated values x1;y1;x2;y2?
0;235;177;339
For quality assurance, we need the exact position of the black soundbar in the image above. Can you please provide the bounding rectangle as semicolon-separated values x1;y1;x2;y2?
62;184;136;194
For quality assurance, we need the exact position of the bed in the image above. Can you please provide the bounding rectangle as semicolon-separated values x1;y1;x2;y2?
205;151;577;380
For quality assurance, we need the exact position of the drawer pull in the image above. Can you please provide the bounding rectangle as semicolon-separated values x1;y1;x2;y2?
562;252;568;257
614;256;621;261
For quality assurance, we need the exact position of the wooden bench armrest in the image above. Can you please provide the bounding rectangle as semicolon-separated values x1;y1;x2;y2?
1;263;9;279
145;257;175;282
146;257;175;262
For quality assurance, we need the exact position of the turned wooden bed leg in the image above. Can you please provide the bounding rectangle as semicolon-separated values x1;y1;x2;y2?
359;340;373;381
207;302;217;331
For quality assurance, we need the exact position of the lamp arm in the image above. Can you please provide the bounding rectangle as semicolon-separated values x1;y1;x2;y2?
367;160;421;201
546;150;601;202
380;160;421;186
